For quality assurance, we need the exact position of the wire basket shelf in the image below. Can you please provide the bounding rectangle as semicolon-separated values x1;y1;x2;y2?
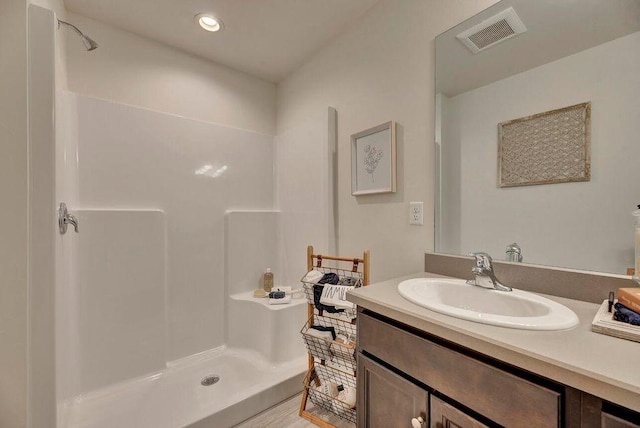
304;369;357;424
301;267;363;303
301;266;363;320
301;314;357;373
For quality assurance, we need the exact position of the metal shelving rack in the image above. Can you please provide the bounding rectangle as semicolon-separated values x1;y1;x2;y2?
299;245;370;427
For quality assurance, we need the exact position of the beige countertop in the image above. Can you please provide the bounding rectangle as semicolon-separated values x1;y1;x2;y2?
347;272;640;413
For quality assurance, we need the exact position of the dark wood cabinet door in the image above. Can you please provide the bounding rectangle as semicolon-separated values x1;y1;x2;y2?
602;412;640;428
358;354;428;428
430;396;488;428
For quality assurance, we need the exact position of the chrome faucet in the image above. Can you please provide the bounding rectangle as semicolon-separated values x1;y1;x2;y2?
466;252;512;292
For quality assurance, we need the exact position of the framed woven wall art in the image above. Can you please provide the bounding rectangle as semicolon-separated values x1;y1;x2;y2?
498;102;591;187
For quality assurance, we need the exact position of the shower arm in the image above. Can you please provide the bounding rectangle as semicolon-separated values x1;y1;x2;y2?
57;19;99;51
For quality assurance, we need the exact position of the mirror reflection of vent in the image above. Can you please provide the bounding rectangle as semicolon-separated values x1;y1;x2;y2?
457;7;526;54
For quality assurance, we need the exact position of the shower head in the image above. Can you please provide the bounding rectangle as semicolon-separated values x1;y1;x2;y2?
81;34;99;51
57;19;99;51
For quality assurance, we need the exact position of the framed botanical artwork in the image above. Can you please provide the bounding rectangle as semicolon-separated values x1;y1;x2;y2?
351;121;397;195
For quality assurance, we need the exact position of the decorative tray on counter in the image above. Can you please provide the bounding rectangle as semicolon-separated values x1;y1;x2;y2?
591;299;640;343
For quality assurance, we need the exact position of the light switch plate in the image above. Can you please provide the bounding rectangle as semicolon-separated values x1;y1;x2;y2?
409;201;423;225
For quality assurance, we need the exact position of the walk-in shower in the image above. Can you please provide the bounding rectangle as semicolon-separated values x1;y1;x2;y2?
28;4;335;427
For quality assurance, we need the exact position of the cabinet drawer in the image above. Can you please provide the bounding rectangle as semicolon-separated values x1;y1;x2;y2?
359;312;561;428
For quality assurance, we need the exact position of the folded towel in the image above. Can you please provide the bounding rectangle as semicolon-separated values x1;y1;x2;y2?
320;285;355;309
315;382;339;398
268;295;291;305
306;326;335;358
613;302;640;325
326;356;356;373
313;285;344;314
309;325;336;340
302;270;324;284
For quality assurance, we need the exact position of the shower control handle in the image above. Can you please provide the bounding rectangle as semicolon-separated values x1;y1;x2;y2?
59;203;79;234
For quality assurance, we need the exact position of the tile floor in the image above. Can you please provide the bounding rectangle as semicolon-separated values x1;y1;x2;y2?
233;393;355;428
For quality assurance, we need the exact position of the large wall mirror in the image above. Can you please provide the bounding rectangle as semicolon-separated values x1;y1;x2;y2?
435;0;640;274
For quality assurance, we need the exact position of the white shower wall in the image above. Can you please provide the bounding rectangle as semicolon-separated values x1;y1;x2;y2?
76;210;166;393
73;94;275;392
274;107;337;285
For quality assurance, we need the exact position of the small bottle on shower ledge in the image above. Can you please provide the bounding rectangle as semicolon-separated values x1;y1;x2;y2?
263;268;274;292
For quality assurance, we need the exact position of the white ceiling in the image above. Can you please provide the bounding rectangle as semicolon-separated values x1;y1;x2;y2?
63;0;382;83
436;0;640;96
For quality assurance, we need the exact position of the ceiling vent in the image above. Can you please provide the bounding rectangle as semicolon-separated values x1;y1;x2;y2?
456;7;526;54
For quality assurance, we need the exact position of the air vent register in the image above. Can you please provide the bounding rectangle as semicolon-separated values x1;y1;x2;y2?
457;7;526;54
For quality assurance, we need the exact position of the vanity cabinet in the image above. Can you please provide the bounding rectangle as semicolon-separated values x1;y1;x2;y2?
358;354;428;428
357;309;640;428
357;309;560;427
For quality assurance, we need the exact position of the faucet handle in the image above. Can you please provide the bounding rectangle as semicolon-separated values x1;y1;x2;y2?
58;202;79;234
469;252;493;270
505;242;523;262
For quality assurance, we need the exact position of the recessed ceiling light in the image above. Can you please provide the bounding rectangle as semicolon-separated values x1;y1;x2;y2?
195;13;223;32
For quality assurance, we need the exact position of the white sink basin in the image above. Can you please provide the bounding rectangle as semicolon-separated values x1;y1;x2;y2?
397;278;579;330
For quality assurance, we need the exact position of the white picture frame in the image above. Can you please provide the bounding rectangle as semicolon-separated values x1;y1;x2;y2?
351;121;397;196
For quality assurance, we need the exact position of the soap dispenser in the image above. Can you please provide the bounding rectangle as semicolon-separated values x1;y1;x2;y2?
634;205;640;284
263;268;274;292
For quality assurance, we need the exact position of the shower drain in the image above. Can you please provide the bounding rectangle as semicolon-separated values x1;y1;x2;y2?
201;375;220;386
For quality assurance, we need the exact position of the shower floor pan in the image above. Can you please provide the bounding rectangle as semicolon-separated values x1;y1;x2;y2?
59;346;307;428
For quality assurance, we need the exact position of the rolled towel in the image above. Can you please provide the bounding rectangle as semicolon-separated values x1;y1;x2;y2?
338;277;361;287
613;302;640;325
334;386;357;410
302;270;324;284
318;273;340;285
